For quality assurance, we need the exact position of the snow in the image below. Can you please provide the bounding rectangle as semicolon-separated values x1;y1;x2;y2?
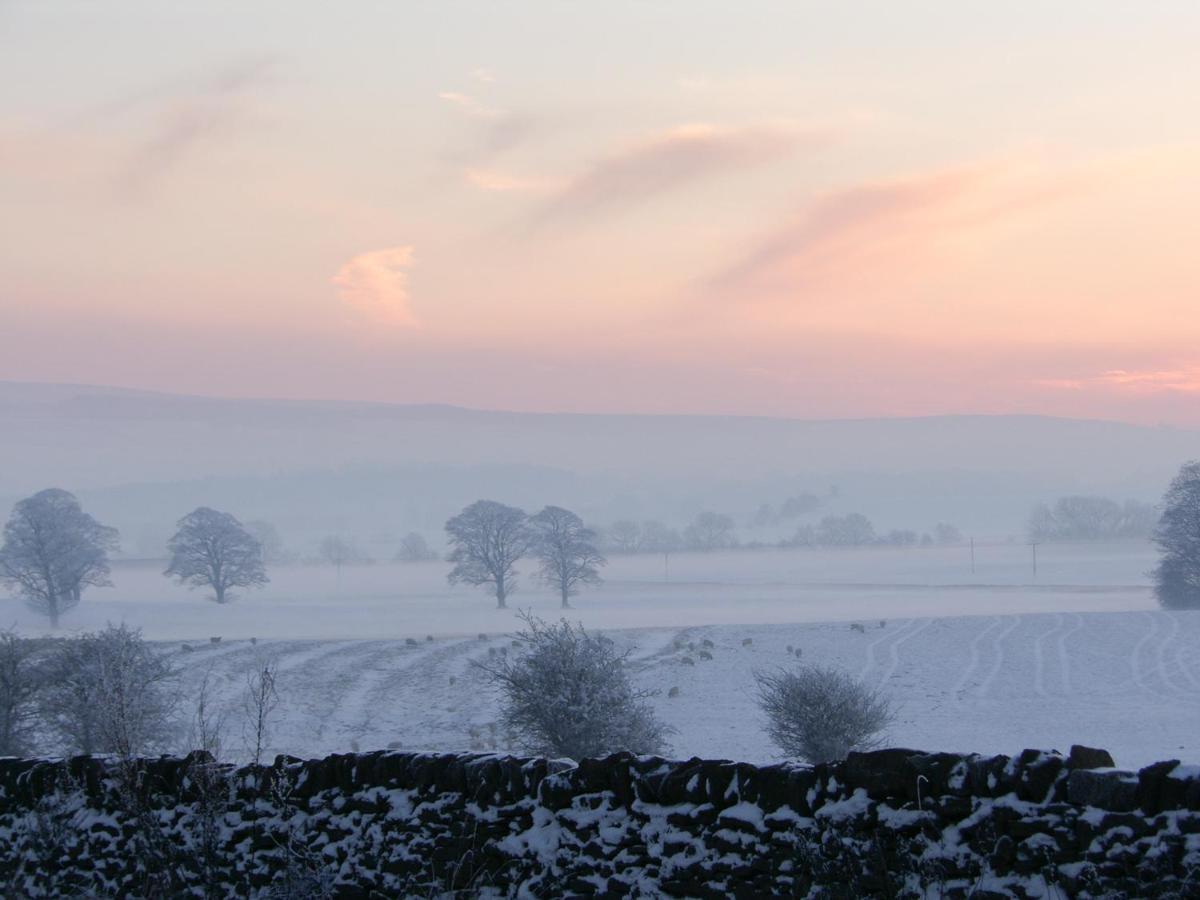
0;542;1157;641
2;541;1196;770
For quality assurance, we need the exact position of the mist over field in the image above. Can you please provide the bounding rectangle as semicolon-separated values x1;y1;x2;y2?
0;381;1191;559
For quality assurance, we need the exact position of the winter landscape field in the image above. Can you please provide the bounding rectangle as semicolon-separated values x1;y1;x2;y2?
5;540;1189;769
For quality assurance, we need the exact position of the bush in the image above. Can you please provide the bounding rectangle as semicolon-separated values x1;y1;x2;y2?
40;623;178;757
754;664;893;764
0;629;44;755
475;613;670;759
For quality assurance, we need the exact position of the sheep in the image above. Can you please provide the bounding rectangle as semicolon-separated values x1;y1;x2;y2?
680;656;695;666
668;686;681;698
742;637;753;647
699;650;713;661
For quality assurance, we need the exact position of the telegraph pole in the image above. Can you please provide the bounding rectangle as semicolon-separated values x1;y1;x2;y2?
970;537;976;575
1029;541;1039;579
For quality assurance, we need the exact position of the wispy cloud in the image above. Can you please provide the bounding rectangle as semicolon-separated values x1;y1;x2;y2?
711;160;1077;299
116;55;277;196
533;123;804;226
331;246;419;327
1039;367;1200;394
438;91;503;119
464;168;560;193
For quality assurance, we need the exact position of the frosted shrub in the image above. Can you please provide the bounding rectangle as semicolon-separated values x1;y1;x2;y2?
754;664;893;764
40;623;177;757
476;613;670;760
0;629;44;755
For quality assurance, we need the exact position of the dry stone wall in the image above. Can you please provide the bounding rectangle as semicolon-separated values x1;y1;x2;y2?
2;745;1200;898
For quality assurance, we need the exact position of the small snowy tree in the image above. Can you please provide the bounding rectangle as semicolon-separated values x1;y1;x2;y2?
445;500;532;609
165;507;268;604
475;613;670;759
754;664;893;764
0;488;119;627
243;655;280;765
41;624;178;757
531;506;606;608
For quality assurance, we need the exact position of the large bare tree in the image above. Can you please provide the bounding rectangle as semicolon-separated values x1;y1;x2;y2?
445;500;532;608
531;506;606;608
164;507;268;604
0;488;118;627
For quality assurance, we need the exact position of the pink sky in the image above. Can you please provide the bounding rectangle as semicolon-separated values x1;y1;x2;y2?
2;2;1199;424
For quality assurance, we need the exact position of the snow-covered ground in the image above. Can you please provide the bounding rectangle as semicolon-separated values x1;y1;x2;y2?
0;541;1157;640
5;541;1190;769
158;609;1200;771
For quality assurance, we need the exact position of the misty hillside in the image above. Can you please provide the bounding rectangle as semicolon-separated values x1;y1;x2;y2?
0;381;1192;554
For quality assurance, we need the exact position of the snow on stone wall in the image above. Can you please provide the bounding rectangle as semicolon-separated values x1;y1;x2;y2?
2;745;1200;897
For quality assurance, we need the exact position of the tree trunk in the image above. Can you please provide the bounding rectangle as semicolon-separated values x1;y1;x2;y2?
48;598;59;629
561;585;570;609
214;583;226;604
496;577;507;609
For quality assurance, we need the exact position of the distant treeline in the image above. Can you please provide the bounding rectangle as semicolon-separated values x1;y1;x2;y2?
1027;496;1157;542
596;512;964;555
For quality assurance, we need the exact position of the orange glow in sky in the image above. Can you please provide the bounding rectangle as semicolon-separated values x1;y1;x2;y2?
2;2;1199;424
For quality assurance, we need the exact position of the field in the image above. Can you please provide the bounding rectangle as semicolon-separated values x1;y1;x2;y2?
5;540;1194;769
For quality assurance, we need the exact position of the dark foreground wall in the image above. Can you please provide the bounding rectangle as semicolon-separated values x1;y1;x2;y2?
2;746;1200;898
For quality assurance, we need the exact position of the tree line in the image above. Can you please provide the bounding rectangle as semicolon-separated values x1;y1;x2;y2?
599;512;964;553
1027;495;1157;542
5;462;1200;623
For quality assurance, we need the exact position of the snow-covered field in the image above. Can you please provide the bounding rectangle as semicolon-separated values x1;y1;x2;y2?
6;541;1190;769
158;610;1199;770
0;541;1158;640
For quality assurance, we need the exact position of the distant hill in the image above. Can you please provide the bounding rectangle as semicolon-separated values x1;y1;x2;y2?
0;381;1193;552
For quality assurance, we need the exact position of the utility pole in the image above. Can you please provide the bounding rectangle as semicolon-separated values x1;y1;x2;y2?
664;551;670;583
1029;541;1039;579
970;537;976;576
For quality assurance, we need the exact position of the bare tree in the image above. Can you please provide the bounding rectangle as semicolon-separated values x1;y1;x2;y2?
754;664;893;764
317;535;361;579
165;507;268;604
0;488;119;627
530;506;606;608
395;531;438;562
815;513;876;547
246;519;289;564
934;522;963;545
1154;461;1200;609
475;613;670;759
445;500;532;609
243;655;280;765
0;629;43;755
41;623;178;757
640;520;682;554
606;520;642;554
682;510;736;552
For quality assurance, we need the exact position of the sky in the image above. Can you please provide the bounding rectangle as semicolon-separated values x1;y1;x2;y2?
2;1;1199;424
